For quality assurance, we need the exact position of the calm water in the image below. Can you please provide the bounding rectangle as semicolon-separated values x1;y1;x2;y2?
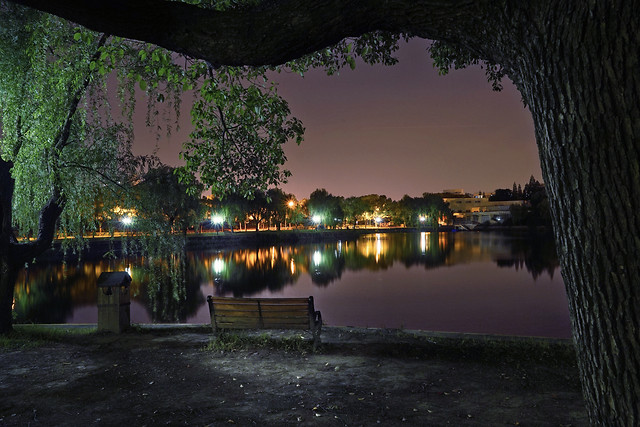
14;232;571;338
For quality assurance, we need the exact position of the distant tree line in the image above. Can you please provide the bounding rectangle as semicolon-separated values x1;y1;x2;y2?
203;188;453;231
104;167;549;233
488;176;551;227
489;175;545;202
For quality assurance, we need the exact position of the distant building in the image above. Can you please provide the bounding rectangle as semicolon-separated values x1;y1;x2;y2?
443;191;525;226
441;189;466;196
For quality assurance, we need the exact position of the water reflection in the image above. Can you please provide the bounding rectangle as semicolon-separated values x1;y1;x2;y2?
13;232;562;334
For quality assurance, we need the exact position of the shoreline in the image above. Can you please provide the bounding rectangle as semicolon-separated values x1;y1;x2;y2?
36;225;553;262
14;323;574;344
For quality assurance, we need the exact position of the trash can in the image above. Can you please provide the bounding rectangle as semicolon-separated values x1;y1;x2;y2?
97;271;131;333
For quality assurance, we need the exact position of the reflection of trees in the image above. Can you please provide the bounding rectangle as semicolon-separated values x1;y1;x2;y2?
16;232;561;323
398;232;452;269
306;246;346;287
209;248;301;296
202;233;456;292
13;264;75;324
13;259;136;324
495;234;560;279
133;252;205;322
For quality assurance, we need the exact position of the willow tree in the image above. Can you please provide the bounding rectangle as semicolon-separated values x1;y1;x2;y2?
0;3;304;333
5;1;640;425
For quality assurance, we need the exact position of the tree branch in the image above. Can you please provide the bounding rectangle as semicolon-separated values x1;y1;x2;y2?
60;162;128;191
54;33;109;151
8;0;495;67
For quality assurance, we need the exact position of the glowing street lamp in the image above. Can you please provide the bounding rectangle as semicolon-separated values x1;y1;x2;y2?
312;214;322;224
120;215;133;236
286;200;296;229
211;214;224;233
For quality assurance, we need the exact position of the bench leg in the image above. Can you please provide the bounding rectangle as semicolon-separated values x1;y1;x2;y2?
312;311;322;351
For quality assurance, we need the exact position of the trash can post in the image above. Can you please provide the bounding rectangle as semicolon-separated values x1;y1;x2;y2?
97;271;131;333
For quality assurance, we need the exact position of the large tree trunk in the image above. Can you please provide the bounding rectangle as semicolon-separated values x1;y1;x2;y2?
0;258;19;334
0;158;64;333
512;3;640;424
0;159;18;333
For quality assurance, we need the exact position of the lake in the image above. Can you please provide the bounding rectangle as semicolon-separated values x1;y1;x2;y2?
13;231;572;338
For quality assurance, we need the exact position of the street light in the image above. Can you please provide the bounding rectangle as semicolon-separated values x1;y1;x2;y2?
211;214;224;233
120;215;133;237
286;200;296;229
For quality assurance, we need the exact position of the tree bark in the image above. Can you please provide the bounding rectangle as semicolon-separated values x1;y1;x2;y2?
0;158;18;333
8;0;495;66
1;156;64;333
0;259;18;334
509;3;640;424
5;0;640;424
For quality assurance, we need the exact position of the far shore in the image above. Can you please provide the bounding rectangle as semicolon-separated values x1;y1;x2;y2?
37;225;552;262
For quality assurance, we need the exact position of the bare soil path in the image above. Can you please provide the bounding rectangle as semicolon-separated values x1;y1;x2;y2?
0;326;587;426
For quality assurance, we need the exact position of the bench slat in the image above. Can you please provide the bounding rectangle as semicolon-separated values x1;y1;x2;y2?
207;295;322;349
216;314;309;323
209;297;309;305
213;304;308;312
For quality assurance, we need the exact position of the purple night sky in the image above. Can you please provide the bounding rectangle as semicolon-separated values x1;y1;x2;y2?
133;39;541;200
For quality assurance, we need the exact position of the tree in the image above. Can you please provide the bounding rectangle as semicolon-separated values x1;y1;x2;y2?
398;194;451;228
359;194;392;225
5;1;640;424
0;8;148;333
206;191;250;231
341;196;368;228
307;189;343;228
134;165;204;234
265;188;291;231
489;188;513;202
0;3;303;332
523;175;545;201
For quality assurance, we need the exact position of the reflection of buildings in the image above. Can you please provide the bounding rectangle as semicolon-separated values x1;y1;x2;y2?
447;232;513;265
443;192;525;226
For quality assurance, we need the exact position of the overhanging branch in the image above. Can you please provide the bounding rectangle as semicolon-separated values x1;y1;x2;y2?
8;0;494;67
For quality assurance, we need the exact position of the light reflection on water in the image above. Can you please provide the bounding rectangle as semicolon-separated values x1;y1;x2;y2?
13;232;570;338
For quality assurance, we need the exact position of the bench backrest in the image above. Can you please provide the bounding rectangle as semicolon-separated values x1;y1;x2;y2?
207;296;316;331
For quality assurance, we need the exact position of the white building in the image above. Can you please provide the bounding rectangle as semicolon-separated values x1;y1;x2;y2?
443;192;525;226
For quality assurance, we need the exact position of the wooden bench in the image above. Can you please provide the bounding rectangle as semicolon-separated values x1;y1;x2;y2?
206;296;323;349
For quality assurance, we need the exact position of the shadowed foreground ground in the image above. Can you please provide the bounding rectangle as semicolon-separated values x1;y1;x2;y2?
0;325;587;426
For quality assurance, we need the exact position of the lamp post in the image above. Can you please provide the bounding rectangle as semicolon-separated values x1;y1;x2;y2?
287;200;295;229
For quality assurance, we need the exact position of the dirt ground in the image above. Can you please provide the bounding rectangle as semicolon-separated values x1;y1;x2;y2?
0;325;587;426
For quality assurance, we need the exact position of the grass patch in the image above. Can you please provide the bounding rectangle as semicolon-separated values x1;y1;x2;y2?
1;325;97;350
387;332;577;367
204;331;314;354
